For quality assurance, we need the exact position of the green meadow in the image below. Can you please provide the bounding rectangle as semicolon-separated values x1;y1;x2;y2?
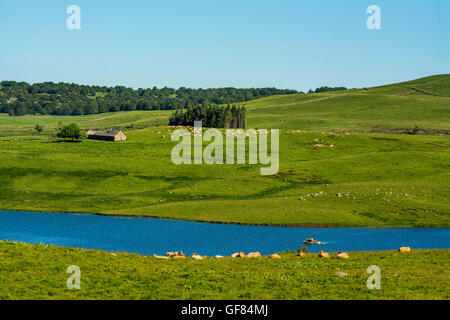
0;110;171;136
0;75;449;227
1;241;448;300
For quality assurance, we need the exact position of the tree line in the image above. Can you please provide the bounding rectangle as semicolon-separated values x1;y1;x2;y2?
308;86;348;93
0;81;298;116
169;104;246;129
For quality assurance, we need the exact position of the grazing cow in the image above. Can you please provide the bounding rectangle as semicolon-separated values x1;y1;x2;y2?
336;251;349;259
270;254;282;259
296;251;306;257
399;247;411;253
231;252;246;258
246;252;262;258
192;253;204;260
318;251;330;258
166;251;185;258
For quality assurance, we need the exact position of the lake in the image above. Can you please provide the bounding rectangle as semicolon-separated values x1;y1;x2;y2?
1;210;449;256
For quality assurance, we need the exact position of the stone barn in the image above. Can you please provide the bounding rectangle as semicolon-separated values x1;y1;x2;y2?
86;130;127;142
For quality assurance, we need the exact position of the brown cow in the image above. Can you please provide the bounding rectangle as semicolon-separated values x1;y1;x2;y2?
166;251;185;258
318;251;330;258
296;251;306;257
231;252;246;258
246;252;262;258
336;251;349;259
192;253;204;260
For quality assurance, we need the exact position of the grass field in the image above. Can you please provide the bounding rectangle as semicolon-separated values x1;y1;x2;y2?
0;110;171;137
0;75;449;227
1;241;448;300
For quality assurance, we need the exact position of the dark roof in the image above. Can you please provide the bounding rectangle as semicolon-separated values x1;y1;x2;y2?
87;130;123;137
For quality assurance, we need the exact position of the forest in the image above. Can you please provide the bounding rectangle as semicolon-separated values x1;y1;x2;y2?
169;104;246;129
308;86;348;93
0;81;298;116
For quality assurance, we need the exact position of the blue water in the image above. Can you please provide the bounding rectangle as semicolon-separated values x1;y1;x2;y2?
0;210;449;256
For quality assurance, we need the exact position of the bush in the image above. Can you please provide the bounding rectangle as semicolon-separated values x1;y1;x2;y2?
34;124;44;134
56;123;87;141
299;245;310;253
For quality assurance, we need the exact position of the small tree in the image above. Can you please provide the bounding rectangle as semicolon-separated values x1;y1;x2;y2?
56;123;87;141
298;245;309;253
34;124;44;134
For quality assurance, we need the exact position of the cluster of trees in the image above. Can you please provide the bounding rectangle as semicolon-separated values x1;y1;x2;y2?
0;81;298;116
308;86;348;93
169;104;246;129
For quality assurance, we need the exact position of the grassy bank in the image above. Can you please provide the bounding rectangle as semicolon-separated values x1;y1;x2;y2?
0;241;448;300
0;128;448;227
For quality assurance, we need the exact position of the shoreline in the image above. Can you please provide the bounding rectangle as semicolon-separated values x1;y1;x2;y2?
1;208;449;228
1;240;449;256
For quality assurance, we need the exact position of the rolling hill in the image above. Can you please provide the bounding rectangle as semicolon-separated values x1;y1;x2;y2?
245;74;450;131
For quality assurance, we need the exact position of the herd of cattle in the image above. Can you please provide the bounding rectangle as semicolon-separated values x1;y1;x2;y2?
152;247;412;260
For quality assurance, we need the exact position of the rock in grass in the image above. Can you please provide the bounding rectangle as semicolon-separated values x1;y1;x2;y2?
335;272;347;277
304;238;322;245
270;254;282;259
399;247;411;253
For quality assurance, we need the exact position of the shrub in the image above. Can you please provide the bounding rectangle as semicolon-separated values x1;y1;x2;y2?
34;124;44;134
299;245;310;253
56;123;87;141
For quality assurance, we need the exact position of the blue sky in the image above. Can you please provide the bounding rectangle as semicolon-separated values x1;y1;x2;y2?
0;0;449;91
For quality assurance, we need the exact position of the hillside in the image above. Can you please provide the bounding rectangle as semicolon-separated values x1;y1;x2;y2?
245;74;450;131
399;74;450;96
